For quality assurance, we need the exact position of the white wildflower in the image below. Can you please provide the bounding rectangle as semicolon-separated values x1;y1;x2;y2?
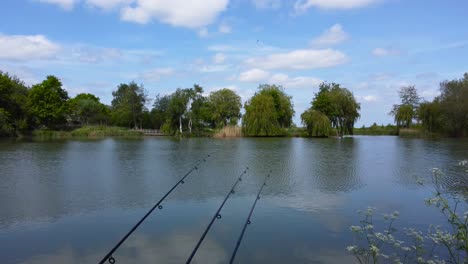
401;246;411;251
346;245;357;253
370;244;379;255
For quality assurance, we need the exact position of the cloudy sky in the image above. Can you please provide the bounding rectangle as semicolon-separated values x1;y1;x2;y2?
1;0;467;126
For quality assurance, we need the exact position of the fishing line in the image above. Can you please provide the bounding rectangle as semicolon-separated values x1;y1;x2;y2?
186;167;249;264
99;154;211;264
229;171;271;264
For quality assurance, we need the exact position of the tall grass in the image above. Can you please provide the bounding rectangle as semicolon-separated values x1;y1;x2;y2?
213;126;242;138
398;128;425;138
32;129;70;139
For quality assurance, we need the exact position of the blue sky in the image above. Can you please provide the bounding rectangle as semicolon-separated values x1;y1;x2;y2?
1;0;467;126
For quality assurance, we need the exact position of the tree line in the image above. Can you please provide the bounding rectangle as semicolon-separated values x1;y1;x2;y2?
2;70;465;138
0;72;244;136
390;73;468;137
0;71;364;137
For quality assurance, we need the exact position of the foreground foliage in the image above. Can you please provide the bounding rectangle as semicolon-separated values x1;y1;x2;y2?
348;162;468;263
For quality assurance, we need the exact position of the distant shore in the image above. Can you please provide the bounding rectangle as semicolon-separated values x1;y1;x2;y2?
2;125;450;140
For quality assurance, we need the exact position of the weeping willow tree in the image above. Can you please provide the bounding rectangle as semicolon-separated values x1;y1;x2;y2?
310;82;360;137
394;104;414;128
242;93;281;136
300;109;332;137
242;84;294;136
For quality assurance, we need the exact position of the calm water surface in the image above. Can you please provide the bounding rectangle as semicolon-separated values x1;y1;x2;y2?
0;137;467;263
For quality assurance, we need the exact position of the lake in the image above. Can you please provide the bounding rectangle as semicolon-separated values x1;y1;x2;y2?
0;136;467;264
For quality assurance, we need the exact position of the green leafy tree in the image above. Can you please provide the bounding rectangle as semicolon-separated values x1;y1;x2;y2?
186;84;208;134
150;94;171;129
69;93;109;125
394;104;414;128
418;100;442;133
311;82;360;137
243;92;279;136
0;71;30;133
162;85;210;135
300;109;332;137
438;73;468;137
390;85;420;128
257;84;294;128
207;88;242;128
0;108;14;136
166;88;191;134
398;85;420;109
111;82;147;128
242;84;294;136
28;76;69;129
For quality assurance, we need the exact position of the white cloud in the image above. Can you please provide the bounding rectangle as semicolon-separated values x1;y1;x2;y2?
238;68;270;82
212;53;226;64
0;34;60;61
253;0;281;9
0;65;39;86
356;95;379;102
421;89;439;99
193;58;205;65
37;0;77;10
141;67;174;82
71;46;122;63
238;69;321;88
362;95;378;102
207;45;235;52
294;0;376;12
218;23;232;34
311;24;348;47
270;73;322;88
85;0;131;10
199;65;230;73
198;28;209;38
371;47;401;57
370;73;392;81
245;49;348;70
121;0;229;28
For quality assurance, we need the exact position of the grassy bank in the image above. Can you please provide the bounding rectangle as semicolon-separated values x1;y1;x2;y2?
32;126;143;139
354;124;398;136
397;128;441;138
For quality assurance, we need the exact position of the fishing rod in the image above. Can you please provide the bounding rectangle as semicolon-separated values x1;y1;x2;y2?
186;167;249;264
99;154;210;264
229;171;271;264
